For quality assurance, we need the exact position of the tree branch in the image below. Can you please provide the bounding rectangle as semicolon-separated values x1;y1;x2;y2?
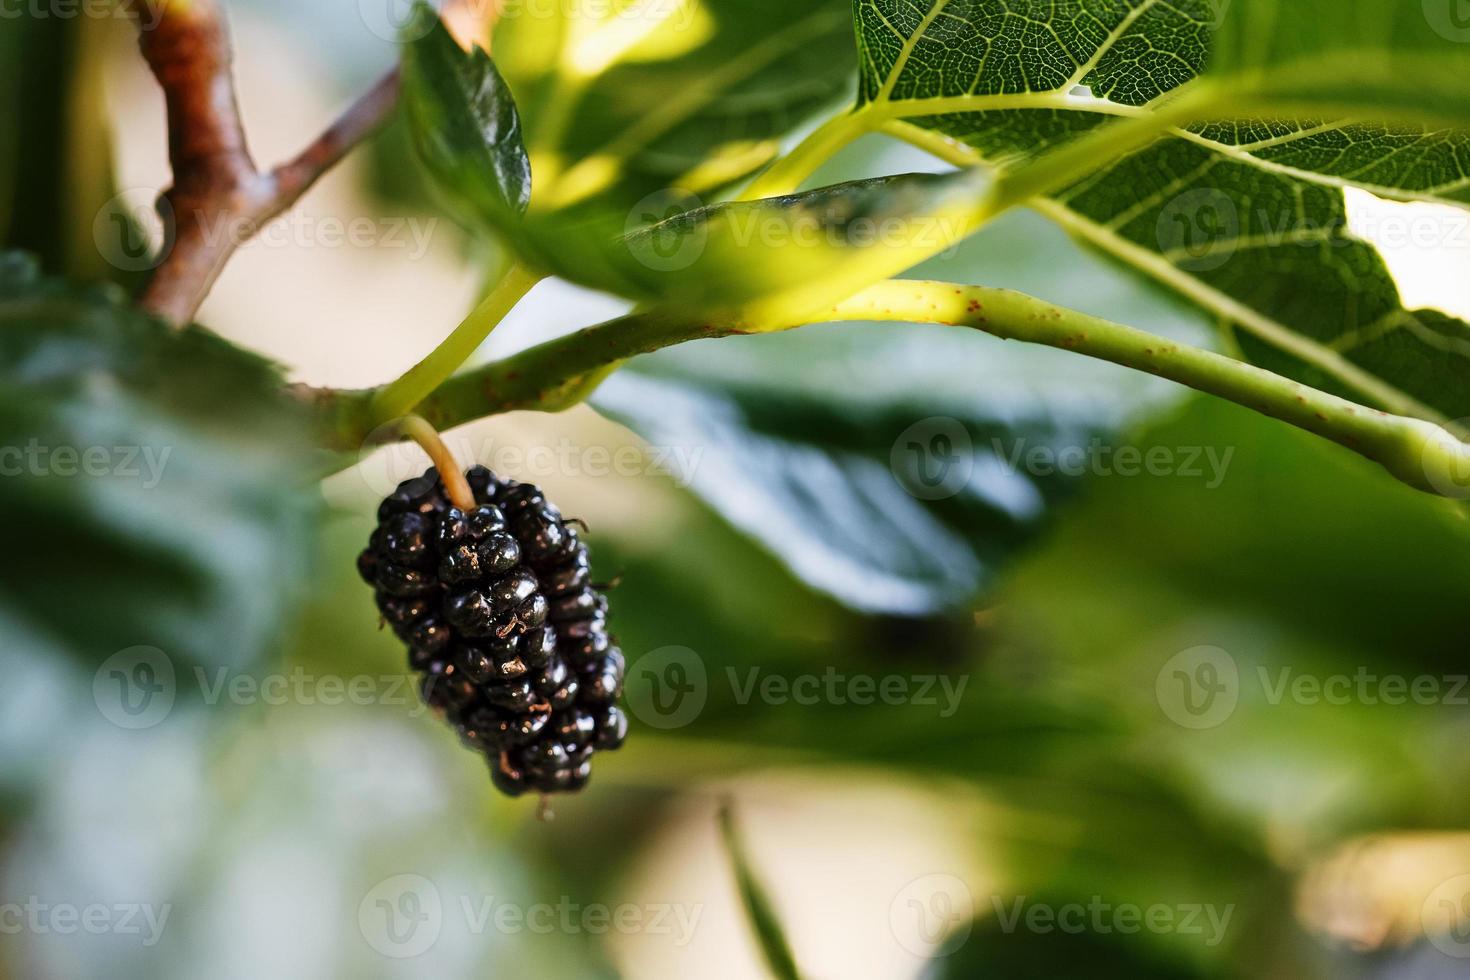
127;0;399;326
301;280;1470;497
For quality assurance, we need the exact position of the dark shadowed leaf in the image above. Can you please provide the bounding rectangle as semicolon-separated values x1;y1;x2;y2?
0;255;316;673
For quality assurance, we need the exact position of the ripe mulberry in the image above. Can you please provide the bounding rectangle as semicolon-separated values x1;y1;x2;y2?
359;465;626;796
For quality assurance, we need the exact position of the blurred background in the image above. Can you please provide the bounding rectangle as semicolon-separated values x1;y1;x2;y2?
4;2;1470;978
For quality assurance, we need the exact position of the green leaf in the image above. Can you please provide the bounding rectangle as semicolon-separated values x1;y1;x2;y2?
1037;139;1470;421
850;0;1470;423
0;257;316;673
591;207;1199;613
718;805;802;980
491;0;855;211
399;7;532;236
853;0;1470;205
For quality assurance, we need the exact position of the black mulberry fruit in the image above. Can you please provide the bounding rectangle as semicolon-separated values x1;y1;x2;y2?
359;465;627;796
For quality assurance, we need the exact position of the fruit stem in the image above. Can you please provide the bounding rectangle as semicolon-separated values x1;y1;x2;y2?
398;415;475;510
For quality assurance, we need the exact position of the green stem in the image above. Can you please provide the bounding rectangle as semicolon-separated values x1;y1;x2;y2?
825;281;1467;496
369;261;541;424
310;278;1469;497
738;106;873;201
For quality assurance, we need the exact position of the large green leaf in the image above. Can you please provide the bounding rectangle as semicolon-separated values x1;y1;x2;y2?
850;0;1470;423
0;255;316;674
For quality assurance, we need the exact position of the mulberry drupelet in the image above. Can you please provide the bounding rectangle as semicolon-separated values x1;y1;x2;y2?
358;465;627;795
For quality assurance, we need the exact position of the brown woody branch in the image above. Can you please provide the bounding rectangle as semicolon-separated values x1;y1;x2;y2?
127;0;399;326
